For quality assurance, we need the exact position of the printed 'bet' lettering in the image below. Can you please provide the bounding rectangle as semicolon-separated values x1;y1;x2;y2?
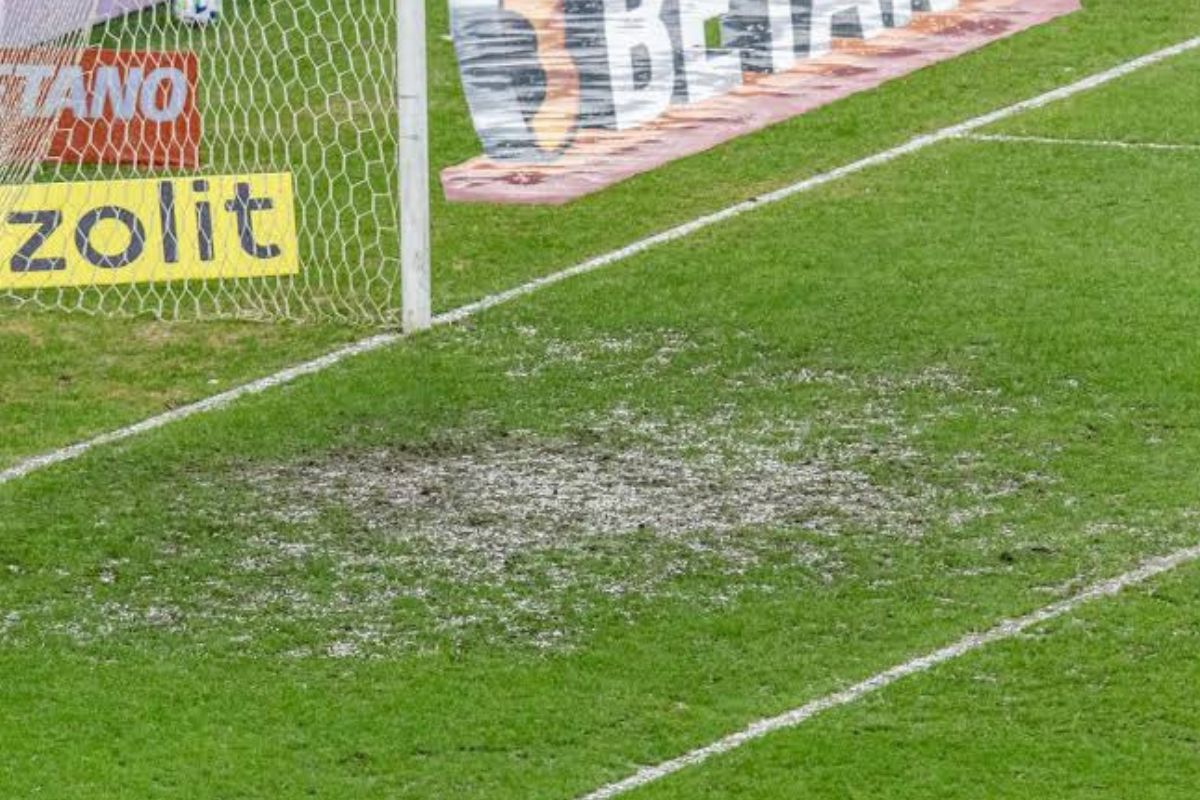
443;0;1081;204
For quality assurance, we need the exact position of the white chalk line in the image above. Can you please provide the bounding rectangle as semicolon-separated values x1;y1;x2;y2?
577;542;1200;800
3;33;1200;489
959;132;1200;152
0;332;403;485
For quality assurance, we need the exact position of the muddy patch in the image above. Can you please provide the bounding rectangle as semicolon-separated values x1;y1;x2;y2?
250;424;920;555
2;365;1059;658
198;404;946;655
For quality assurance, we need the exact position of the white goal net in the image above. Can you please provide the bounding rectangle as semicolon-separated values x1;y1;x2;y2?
0;0;406;324
0;2;96;228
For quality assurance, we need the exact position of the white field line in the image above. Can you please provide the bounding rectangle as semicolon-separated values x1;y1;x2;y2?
0;332;401;484
432;36;1200;325
3;34;1200;489
960;132;1200;152
578;542;1200;800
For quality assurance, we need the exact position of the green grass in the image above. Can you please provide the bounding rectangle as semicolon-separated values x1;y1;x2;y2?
628;562;1200;799
4;2;1200;797
5;0;1200;465
0;315;357;469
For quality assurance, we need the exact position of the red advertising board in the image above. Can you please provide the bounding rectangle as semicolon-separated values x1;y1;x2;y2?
443;0;1080;204
0;47;201;169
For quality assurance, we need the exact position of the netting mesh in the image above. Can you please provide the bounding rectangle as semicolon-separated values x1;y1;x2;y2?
0;2;96;215
0;0;403;324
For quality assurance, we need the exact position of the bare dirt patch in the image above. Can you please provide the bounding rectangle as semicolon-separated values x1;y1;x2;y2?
3;362;1061;658
211;400;947;655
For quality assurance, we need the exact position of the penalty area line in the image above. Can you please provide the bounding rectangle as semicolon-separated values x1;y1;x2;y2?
958;132;1200;152
3;33;1200;488
576;541;1200;800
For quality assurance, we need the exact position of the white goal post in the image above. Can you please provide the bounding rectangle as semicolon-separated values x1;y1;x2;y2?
398;0;432;333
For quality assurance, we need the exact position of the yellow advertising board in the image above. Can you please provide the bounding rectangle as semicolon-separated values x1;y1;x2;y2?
0;173;300;290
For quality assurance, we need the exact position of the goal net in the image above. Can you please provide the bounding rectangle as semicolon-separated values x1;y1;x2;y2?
0;2;97;229
0;0;406;324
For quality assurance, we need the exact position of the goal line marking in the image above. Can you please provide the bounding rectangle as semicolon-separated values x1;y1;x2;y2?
575;541;1200;800
959;132;1200;152
3;33;1199;488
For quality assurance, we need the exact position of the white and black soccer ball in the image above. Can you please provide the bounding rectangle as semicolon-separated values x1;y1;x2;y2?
172;0;221;26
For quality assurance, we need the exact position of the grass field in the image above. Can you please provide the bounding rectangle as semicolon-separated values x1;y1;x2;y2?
4;0;1200;468
4;1;1200;797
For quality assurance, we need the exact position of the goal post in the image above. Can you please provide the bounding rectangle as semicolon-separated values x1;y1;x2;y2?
398;0;432;333
0;0;433;328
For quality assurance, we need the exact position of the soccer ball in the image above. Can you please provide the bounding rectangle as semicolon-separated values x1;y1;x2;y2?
172;0;221;26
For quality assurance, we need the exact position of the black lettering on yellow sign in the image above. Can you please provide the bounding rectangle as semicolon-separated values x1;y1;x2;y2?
0;173;300;290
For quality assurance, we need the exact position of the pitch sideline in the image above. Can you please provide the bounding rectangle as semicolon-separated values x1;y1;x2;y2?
3;33;1200;488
